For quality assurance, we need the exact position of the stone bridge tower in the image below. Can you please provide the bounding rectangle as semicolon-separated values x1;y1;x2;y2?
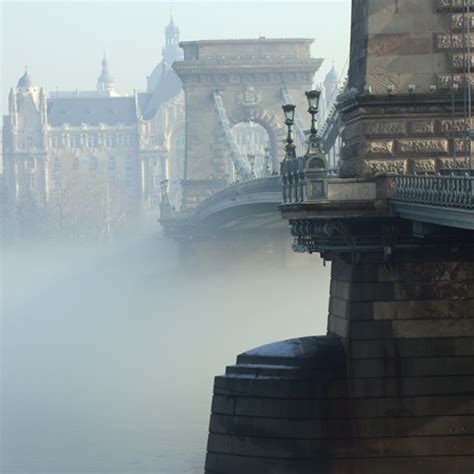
173;38;322;208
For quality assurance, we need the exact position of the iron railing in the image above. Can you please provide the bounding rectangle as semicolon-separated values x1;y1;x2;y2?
394;174;474;209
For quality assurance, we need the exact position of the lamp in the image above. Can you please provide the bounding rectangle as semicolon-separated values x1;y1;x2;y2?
247;154;256;178
282;103;296;124
282;104;296;160
305;89;321;114
305;90;321;137
264;147;271;176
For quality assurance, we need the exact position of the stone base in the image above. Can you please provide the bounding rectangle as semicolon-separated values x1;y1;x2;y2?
204;252;474;473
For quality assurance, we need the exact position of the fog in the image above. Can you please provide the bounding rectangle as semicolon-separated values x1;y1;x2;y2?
1;236;330;473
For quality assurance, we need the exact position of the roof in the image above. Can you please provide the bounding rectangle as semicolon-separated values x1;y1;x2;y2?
142;65;182;120
17;70;34;88
179;38;315;46
47;97;137;127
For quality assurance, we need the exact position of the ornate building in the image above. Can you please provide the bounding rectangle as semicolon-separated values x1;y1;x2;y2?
2;17;185;240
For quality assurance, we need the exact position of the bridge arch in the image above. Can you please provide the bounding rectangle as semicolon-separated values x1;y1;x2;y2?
173;38;323;208
229;107;284;173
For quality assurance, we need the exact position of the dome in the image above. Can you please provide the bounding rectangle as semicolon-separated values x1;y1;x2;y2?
17;69;34;88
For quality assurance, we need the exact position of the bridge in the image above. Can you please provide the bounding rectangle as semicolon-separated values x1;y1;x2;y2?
161;8;474;473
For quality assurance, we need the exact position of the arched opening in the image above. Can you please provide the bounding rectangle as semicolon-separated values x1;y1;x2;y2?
231;121;272;179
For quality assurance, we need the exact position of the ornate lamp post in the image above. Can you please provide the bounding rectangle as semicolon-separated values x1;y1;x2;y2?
282;104;297;161
303;90;328;200
247;154;256;178
264;147;271;176
305;90;321;140
160;178;171;213
281;104;296;202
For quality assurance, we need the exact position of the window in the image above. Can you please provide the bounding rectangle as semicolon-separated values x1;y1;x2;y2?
70;135;81;148
149;135;157;146
29;174;36;189
149;157;157;167
89;156;98;171
123;135;132;147
72;157;79;170
51;136;61;149
27;158;36;170
87;134;99;148
126;157;133;170
105;135;116;148
108;156;116;170
153;175;160;188
23;136;33;149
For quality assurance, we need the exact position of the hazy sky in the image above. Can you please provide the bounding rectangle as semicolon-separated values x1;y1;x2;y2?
2;1;351;113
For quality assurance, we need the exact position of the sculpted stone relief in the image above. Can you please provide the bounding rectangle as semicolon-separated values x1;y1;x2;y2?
360;140;395;156
365;159;407;175
438;74;474;89
437;33;474;50
398;139;449;155
450;13;474;30
438;156;470;169
410;158;437;173
438;0;474;11
365;120;406;136
439;119;470;133
409;120;435;135
452;54;474;71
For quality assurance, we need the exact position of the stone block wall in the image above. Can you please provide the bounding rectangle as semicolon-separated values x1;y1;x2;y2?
204;251;474;474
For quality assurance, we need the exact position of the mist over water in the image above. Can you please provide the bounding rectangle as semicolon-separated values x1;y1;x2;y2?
1;235;330;473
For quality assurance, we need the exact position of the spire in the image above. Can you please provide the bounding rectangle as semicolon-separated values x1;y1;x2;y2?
97;52;115;93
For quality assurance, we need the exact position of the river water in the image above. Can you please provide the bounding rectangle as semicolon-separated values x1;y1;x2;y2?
1;235;330;473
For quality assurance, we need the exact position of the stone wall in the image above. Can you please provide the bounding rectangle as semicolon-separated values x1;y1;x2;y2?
341;0;474;178
205;250;474;473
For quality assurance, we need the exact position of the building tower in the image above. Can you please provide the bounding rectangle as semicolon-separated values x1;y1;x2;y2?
96;54;116;95
147;15;184;92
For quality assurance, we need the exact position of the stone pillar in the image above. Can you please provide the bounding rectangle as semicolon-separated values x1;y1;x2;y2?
325;249;474;473
205;251;474;474
340;0;474;177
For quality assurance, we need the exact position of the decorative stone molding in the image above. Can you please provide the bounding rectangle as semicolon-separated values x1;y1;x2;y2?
437;74;474;89
452;54;474;71
438;0;474;11
438;156;470;169
436;33;474;50
450;13;474;30
364;159;407;175
454;138;473;154
409;120;435;135
398;139;449;155
360;140;395;156
410;158;437;174
439;118;470;133
366;120;407;137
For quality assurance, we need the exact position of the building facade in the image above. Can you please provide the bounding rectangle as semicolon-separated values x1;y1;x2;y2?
2;17;185;240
